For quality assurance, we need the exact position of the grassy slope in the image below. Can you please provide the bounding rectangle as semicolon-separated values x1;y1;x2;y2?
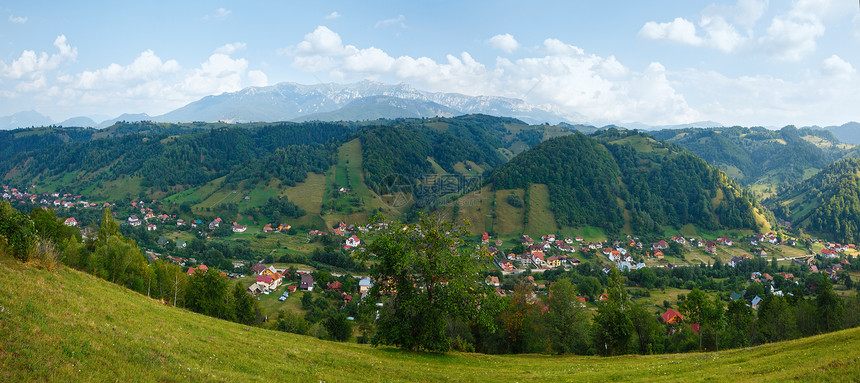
3;257;859;382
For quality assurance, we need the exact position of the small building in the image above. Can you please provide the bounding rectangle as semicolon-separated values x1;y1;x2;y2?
359;277;373;295
661;309;683;324
300;274;314;291
64;217;78;227
128;215;142;227
705;241;717;255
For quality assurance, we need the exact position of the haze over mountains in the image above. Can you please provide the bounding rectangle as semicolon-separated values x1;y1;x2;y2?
2;81;857;140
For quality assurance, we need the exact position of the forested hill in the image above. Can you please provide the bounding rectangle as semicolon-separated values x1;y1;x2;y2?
0;121;355;196
767;158;860;243
650;126;852;195
491;130;769;234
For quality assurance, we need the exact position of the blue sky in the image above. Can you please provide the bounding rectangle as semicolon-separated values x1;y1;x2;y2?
1;1;858;126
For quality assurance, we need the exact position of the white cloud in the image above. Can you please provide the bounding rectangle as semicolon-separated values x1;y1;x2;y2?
639;15;746;53
673;64;860;127
641;0;855;60
1;35;77;81
758;9;825;61
639;18;703;46
286;27;698;124
486;34;520;54
700;15;745;53
374;15;406;29
292;26;352;57
822;55;855;77
8;15;27;24
324;12;340;20
215;42;246;55
1;42;269;117
74;50;180;90
205;8;231;20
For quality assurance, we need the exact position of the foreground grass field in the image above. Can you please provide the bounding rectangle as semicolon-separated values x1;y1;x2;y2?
1;255;859;382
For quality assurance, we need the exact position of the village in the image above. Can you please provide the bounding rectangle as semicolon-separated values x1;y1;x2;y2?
5;183;859;322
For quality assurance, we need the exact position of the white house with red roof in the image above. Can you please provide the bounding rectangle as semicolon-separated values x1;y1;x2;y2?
344;235;361;249
63;217;78;227
232;222;247;233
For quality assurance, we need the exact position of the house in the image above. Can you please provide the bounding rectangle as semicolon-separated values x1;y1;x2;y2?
187;264;209;276
209;217;222;230
64;217;78;227
232;223;247;233
654;250;665;259
499;259;514;270
256;275;281;290
250;262;267;275
128;215;142;227
176;219;185;226
262;224;274;233
671;236;686;245
359;277;373;295
147;224;157;231
730;290;746;301
705;241;717;255
486;276;500;287
661;309;683;324
546;256;562;268
652;240;669;250
521;235;534;245
568;257;581;266
751;296;762;310
176;240;187;249
300;274;314;291
326;281;343;291
729;256;744;267
717;237;733;246
344;235;361;249
247;282;268;296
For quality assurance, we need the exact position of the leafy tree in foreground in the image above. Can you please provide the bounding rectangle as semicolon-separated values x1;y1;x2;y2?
545;278;590;354
817;277;844;333
592;266;632;356
363;214;498;352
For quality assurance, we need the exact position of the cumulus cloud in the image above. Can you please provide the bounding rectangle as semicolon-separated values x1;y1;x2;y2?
822;55;855;77
641;0;857;60
0;35;270;118
639;15;746;53
9;15;27;24
74;50;180;89
639;18;703;46
286;26;700;124
1;35;77;81
215;42;246;55
374;15;406;29
486;34;520;54
324;12;340;20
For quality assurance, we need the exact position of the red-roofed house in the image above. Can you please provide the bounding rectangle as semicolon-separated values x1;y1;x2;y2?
344;235;361;249
705;241;717;255
661;309;683;324
64;217;78;227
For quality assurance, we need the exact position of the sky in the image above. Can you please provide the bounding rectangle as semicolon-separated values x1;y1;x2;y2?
1;0;858;127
